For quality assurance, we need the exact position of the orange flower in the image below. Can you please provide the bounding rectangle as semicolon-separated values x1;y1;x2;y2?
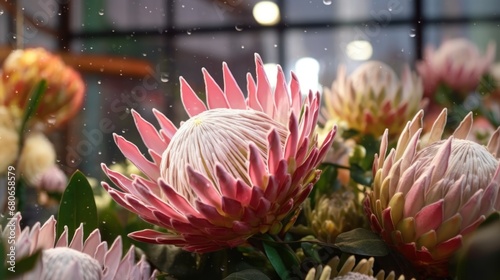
1;48;85;130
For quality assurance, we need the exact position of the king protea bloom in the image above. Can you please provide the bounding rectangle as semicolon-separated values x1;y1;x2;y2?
101;54;335;252
417;38;496;96
0;48;85;130
1;213;156;280
364;108;500;276
321;61;423;138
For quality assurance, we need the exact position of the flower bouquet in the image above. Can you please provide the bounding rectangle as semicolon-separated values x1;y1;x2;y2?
1;38;500;280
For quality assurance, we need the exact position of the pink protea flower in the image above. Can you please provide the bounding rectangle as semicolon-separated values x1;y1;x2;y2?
416;38;496;97
1;213;156;280
101;54;335;253
321;61;423;138
0;48;85;130
364;108;500;277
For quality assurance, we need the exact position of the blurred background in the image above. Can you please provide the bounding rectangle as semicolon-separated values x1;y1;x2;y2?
1;0;499;180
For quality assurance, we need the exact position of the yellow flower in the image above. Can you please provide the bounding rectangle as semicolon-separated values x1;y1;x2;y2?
18;133;56;186
0;106;19;173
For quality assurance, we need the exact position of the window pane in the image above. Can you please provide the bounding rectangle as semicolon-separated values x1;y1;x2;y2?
423;22;500;55
285;0;414;23
424;0;500;19
284;26;416;89
71;0;167;32
173;0;263;28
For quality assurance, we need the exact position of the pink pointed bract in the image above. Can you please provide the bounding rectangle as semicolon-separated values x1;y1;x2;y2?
101;54;336;253
364;108;500;277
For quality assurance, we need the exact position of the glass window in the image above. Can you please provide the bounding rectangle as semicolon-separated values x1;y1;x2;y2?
285;0;414;23
1;0;499;179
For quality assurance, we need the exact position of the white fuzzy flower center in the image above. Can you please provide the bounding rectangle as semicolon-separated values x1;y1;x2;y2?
415;139;498;203
42;247;102;280
160;108;287;202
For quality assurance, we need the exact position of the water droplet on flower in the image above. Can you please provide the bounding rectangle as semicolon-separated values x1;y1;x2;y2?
98;9;104;16
0;10;4;15
241;45;245;49
235;25;243;31
97;80;101;85
160;73;169;82
323;0;332;5
186;30;192;35
47;118;56;125
409;29;416;37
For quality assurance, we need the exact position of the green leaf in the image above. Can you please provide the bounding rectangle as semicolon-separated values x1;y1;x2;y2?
18;80;47;139
223;269;271;280
350;164;372;186
342;128;360;139
301;242;321;263
335;228;388;257
315;164;340;193
6;250;42;278
261;235;300;280
57;170;98;241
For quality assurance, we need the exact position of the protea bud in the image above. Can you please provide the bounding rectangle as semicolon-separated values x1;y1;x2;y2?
305;189;366;243
364;108;500;277
322;61;423;139
0;48;85;130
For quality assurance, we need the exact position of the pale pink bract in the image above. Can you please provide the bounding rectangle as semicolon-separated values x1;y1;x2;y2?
364;108;500;277
1;213;156;280
101;54;335;252
416;38;495;96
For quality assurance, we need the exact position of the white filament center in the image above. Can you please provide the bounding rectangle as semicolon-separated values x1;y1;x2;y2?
160;108;287;202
